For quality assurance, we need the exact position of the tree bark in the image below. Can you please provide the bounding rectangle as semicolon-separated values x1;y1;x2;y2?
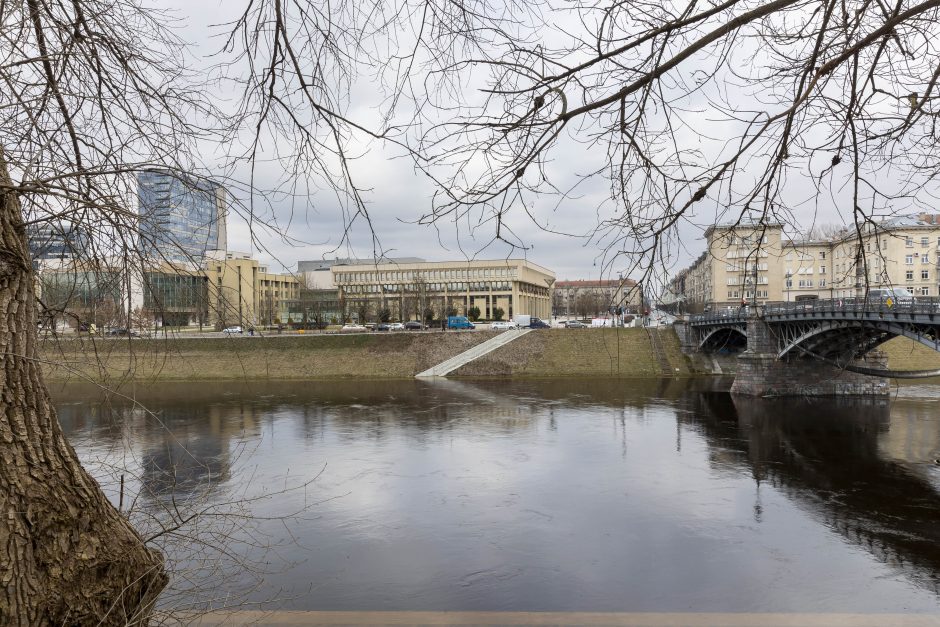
0;158;167;624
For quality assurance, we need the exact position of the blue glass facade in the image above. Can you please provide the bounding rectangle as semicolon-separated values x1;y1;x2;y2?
138;170;226;262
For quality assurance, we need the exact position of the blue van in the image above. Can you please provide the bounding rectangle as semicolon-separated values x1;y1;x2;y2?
447;316;476;330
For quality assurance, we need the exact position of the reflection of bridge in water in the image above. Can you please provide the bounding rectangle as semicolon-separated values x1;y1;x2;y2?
679;298;940;395
683;392;940;595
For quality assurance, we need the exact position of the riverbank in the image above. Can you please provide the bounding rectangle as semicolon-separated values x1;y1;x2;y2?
38;328;693;382
37;327;940;382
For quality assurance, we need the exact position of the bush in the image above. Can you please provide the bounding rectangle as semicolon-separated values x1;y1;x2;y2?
468;306;481;321
492;307;505;321
378;308;392;322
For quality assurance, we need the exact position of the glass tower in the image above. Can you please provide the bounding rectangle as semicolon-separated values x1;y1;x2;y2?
138;170;228;263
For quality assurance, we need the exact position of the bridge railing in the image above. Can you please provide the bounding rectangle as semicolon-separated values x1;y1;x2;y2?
690;297;940;323
763;297;940;316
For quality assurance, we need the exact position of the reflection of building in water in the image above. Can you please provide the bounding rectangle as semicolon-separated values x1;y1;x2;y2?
60;395;269;502
878;402;940;485
683;393;940;596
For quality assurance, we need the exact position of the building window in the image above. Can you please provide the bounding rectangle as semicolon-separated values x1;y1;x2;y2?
906;255;914;265
820;252;826;259
922;287;931;296
924;255;931;264
923;270;930;280
906;270;914;280
906;237;914;247
922;237;930;247
820;265;826;274
785;278;792;288
819;279;826;287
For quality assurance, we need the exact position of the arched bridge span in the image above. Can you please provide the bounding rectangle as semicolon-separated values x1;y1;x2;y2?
690;298;940;361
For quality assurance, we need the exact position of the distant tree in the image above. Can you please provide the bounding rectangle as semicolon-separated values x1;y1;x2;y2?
446;306;459;318
468;306;481;321
355;299;371;324
492;307;505;321
378;307;392;322
424;306;436;324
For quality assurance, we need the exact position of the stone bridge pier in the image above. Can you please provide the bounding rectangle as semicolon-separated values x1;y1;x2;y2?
730;316;890;397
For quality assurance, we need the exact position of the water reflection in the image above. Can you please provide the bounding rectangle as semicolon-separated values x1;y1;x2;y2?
53;378;940;612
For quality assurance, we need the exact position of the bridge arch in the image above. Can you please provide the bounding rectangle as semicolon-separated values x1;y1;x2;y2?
777;320;940;359
699;325;747;353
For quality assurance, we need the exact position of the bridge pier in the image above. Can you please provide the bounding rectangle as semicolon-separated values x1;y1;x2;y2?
673;318;698;354
730;317;890;397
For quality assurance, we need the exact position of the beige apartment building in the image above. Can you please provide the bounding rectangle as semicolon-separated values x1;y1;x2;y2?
669;214;940;311
332;259;555;321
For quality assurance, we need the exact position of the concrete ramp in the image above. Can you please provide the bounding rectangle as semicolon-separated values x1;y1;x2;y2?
415;329;533;378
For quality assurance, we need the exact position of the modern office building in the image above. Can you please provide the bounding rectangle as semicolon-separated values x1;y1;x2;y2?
38;251;300;330
331;259;555;321
667;214;940;311
202;251;299;328
27;222;88;267
298;257;425;289
138;170;228;263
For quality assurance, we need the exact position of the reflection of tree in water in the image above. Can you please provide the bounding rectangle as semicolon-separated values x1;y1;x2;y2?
682;392;940;595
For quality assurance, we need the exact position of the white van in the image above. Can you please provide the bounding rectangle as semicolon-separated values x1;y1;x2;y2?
865;287;915;306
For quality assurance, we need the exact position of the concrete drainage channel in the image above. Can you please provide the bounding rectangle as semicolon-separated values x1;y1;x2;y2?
415;329;533;378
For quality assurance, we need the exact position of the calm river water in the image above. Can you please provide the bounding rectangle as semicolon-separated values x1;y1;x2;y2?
52;378;940;613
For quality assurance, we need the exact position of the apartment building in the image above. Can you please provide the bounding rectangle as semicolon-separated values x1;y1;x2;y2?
332;259;555;321
668;214;940;310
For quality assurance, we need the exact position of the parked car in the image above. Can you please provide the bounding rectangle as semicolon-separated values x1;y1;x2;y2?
375;323;391;332
490;321;515;330
529;317;551;329
404;321;426;330
108;328;140;337
563;320;587;328
222;326;243;334
388;322;405;331
341;323;368;332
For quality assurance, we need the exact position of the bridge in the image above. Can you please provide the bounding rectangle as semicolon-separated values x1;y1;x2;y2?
674;298;940;396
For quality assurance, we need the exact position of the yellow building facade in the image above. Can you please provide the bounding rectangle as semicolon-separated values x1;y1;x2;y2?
332;259;555;321
669;214;940;311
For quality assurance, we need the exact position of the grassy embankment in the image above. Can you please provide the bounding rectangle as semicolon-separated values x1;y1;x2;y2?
37;328;940;383
452;328;693;377
39;327;694;382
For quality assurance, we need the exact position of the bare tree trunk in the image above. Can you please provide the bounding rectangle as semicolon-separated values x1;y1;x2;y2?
0;160;166;624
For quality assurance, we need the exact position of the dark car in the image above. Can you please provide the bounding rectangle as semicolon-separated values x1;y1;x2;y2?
375;323;391;332
529;317;551;329
404;321;426;330
564;320;587;328
108;328;139;337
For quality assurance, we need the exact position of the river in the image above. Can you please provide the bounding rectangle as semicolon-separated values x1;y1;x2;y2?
52;378;940;613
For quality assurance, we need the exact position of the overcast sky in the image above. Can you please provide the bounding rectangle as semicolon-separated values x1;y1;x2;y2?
154;0;932;287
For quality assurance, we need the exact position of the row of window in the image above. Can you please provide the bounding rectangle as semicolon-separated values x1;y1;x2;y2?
726;276;769;285
726;290;769;298
785;279;828;288
906;270;931;280
336;267;518;283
